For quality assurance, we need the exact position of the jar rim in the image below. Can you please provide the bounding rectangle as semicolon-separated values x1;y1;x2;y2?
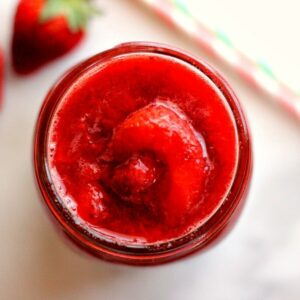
34;42;252;264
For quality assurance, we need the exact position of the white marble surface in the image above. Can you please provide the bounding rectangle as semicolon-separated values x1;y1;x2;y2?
0;1;300;299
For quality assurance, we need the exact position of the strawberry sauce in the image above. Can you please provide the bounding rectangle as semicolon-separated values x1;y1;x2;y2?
48;52;238;243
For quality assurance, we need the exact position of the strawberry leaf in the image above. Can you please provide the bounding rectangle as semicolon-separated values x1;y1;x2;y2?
40;0;100;32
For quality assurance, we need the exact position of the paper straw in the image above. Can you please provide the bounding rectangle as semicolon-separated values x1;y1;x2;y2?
139;0;300;121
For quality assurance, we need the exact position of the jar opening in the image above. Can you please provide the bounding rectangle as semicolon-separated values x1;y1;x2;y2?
34;42;252;263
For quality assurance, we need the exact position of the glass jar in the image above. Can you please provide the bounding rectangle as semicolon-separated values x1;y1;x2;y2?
34;42;252;265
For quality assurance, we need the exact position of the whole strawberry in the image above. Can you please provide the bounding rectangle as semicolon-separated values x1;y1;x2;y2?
12;0;98;74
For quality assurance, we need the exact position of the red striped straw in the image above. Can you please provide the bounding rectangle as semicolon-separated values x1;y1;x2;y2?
139;0;300;121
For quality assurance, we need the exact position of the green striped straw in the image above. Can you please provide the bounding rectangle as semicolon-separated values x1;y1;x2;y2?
139;0;300;120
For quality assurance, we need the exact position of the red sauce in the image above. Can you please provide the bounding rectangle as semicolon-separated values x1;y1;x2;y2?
48;53;238;243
